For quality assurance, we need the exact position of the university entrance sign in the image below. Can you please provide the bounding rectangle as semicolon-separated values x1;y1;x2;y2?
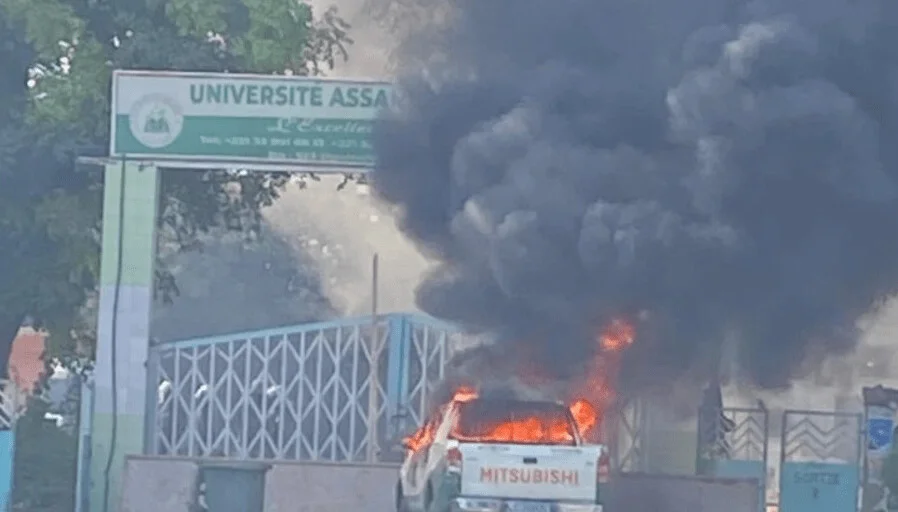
111;70;393;169
85;70;393;512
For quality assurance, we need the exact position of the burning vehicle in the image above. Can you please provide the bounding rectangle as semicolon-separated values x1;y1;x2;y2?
395;321;634;512
397;388;606;512
370;2;898;509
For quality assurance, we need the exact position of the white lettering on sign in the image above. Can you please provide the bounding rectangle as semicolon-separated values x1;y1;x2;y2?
111;71;392;164
188;83;391;109
793;472;840;485
265;118;373;135
479;467;580;485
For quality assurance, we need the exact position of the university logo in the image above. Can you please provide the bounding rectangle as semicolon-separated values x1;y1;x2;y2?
128;94;184;149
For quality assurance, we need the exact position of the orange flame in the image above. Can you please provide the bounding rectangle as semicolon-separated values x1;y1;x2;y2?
452;414;577;445
600;318;635;352
402;319;636;454
403;389;596;451
403;419;436;452
568;398;598;438
569;317;636;443
403;386;479;452
452;386;478;403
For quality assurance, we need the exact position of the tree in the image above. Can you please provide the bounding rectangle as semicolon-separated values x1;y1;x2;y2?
0;5;97;370
0;0;354;363
0;0;354;508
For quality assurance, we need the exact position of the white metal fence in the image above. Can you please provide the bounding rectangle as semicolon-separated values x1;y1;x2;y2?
146;313;471;462
0;381;24;430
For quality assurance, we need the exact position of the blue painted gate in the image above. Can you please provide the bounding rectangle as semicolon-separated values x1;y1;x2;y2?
779;410;862;512
0;429;14;511
144;313;476;462
697;406;768;511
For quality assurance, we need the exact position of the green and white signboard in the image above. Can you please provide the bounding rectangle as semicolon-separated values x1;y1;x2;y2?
111;70;393;169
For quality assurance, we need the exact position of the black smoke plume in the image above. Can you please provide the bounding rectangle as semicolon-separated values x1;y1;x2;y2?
371;0;898;390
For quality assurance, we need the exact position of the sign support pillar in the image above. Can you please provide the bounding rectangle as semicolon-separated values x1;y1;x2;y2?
89;161;159;512
77;70;393;511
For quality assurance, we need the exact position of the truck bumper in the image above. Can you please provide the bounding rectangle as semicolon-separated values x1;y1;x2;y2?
450;498;602;512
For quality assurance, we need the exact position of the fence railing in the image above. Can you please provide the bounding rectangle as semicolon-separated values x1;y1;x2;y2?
0;380;25;512
779;410;862;512
111;310;877;512
145;313;469;462
0;380;26;430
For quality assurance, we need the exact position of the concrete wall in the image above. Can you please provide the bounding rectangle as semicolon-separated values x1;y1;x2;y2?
120;457;759;512
119;455;398;512
604;472;760;512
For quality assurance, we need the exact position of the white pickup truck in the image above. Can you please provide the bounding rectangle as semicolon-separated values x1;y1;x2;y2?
397;396;604;512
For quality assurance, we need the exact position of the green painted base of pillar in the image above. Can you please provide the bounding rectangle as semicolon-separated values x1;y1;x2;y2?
88;413;145;512
88;162;159;512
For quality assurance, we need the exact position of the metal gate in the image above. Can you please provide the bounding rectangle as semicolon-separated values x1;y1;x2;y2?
75;378;93;512
0;381;21;512
779;410;862;512
610;399;648;472
142;311;649;469
146;313;472;462
697;406;769;510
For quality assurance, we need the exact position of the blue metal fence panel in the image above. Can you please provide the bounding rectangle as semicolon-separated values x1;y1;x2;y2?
780;461;858;512
150;315;391;461
779;410;862;512
399;315;474;432
145;313;473;462
385;315;409;440
697;407;768;511
0;429;14;511
75;379;94;512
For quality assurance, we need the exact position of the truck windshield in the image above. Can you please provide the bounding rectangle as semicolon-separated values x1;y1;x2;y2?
451;399;577;446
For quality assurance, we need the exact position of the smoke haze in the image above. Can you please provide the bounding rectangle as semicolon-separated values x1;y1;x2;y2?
267;180;432;316
371;0;898;390
152;179;432;341
151;221;336;342
152;0;433;341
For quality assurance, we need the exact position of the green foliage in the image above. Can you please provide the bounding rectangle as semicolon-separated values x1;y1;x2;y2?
0;3;356;507
234;0;352;74
0;0;355;357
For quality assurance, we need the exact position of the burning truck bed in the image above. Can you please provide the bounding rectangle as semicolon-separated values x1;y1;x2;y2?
397;387;608;512
392;318;638;512
404;387;601;450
